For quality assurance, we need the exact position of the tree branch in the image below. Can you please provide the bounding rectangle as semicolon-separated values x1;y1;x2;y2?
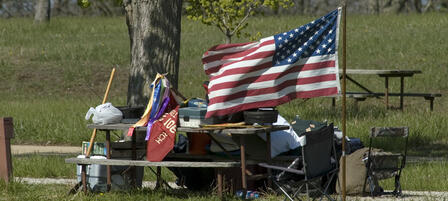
230;5;253;36
215;3;230;37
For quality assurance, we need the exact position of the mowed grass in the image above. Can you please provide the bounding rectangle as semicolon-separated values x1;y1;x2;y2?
380;161;448;191
5;162;448;200
0;181;245;201
0;12;447;195
12;153;177;181
11;154;448;192
1;13;447;155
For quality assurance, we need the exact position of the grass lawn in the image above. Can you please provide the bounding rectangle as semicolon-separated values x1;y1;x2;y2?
0;14;446;151
3;160;448;200
0;12;447;199
0;181;249;201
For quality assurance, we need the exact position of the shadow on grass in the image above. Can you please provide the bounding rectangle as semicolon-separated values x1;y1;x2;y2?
100;187;237;201
407;142;448;158
279;98;389;121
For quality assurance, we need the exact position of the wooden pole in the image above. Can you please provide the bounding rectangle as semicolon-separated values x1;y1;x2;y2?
341;2;347;201
85;68;116;157
0;117;14;183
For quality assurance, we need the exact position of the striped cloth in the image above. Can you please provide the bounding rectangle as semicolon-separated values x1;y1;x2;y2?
202;8;342;118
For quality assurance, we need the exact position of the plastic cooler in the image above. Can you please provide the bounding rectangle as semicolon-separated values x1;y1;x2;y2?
178;107;207;128
76;155;107;192
76;155;144;192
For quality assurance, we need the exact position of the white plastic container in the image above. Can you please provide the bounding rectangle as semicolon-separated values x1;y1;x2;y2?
76;155;107;192
76;155;144;192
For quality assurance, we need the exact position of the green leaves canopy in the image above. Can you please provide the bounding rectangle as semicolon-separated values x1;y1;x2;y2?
185;0;293;43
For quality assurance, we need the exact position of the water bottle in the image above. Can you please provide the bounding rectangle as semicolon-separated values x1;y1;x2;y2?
236;190;260;199
236;190;244;198
246;190;259;199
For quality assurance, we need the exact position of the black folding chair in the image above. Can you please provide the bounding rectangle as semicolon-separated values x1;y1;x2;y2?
362;127;409;197
259;124;339;201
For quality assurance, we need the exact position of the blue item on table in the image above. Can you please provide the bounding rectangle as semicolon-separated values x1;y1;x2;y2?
187;98;207;108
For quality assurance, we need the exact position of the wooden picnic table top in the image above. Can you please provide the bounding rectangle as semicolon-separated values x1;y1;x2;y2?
88;123;289;135
340;69;422;76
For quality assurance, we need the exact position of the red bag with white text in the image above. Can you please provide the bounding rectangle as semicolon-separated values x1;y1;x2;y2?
146;105;179;161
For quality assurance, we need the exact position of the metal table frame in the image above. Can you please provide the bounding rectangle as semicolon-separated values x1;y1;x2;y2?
78;124;289;195
338;69;422;110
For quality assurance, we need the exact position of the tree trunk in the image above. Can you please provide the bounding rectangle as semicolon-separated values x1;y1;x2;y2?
34;0;50;23
52;0;63;16
123;0;182;107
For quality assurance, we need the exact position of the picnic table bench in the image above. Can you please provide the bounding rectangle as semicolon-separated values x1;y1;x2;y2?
66;158;241;168
344;92;442;110
65;123;290;197
334;69;442;110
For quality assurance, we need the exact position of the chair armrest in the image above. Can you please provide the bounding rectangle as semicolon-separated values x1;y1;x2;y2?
368;153;404;170
258;163;305;175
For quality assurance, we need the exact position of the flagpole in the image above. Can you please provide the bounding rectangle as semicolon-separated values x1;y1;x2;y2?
341;1;347;201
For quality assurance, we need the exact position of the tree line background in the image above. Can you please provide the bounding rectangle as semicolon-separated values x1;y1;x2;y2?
1;0;447;18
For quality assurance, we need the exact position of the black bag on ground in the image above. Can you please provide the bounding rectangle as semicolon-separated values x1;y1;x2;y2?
168;167;215;191
168;134;215;191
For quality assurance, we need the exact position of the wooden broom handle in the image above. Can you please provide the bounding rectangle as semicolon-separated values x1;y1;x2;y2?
85;68;116;157
101;68;116;105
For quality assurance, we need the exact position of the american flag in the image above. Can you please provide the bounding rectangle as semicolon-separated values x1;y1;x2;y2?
202;8;341;118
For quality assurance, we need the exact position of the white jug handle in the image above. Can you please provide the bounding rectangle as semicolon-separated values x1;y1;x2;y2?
85;107;95;120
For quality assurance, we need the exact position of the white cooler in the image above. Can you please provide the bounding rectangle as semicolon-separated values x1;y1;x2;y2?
76;155;144;192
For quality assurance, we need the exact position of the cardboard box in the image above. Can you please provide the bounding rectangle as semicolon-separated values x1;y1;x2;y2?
82;141;107;156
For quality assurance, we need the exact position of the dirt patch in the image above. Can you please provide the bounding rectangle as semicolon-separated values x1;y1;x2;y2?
346;191;448;200
11;145;81;155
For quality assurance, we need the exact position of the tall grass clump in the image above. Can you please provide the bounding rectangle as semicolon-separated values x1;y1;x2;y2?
380;161;448;191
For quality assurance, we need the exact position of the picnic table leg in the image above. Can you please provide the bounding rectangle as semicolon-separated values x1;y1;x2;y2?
81;164;87;193
400;76;404;110
385;77;389;109
217;168;223;198
354;98;359;111
430;98;434;111
346;75;376;94
266;130;272;188
106;131;111;191
131;131;136;187
240;135;247;192
155;167;162;189
147;167;172;190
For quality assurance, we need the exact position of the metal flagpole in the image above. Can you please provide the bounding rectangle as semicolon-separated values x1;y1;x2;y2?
341;1;347;201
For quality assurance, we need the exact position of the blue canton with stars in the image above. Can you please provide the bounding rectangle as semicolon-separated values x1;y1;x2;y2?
273;9;339;66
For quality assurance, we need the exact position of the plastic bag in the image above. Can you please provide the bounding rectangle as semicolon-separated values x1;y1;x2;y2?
85;103;123;125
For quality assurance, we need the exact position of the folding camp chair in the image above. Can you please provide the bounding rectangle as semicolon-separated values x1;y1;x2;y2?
259;124;339;201
362;127;409;197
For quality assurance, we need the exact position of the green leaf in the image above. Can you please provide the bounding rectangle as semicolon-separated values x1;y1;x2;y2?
77;0;91;8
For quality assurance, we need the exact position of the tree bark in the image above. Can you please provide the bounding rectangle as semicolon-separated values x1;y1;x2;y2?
34;0;50;23
52;0;61;16
123;0;182;107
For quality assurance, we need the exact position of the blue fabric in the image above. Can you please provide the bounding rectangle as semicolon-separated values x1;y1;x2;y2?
149;81;162;119
272;8;339;66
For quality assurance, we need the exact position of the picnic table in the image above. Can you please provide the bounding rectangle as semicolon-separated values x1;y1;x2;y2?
65;123;289;196
335;69;441;110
